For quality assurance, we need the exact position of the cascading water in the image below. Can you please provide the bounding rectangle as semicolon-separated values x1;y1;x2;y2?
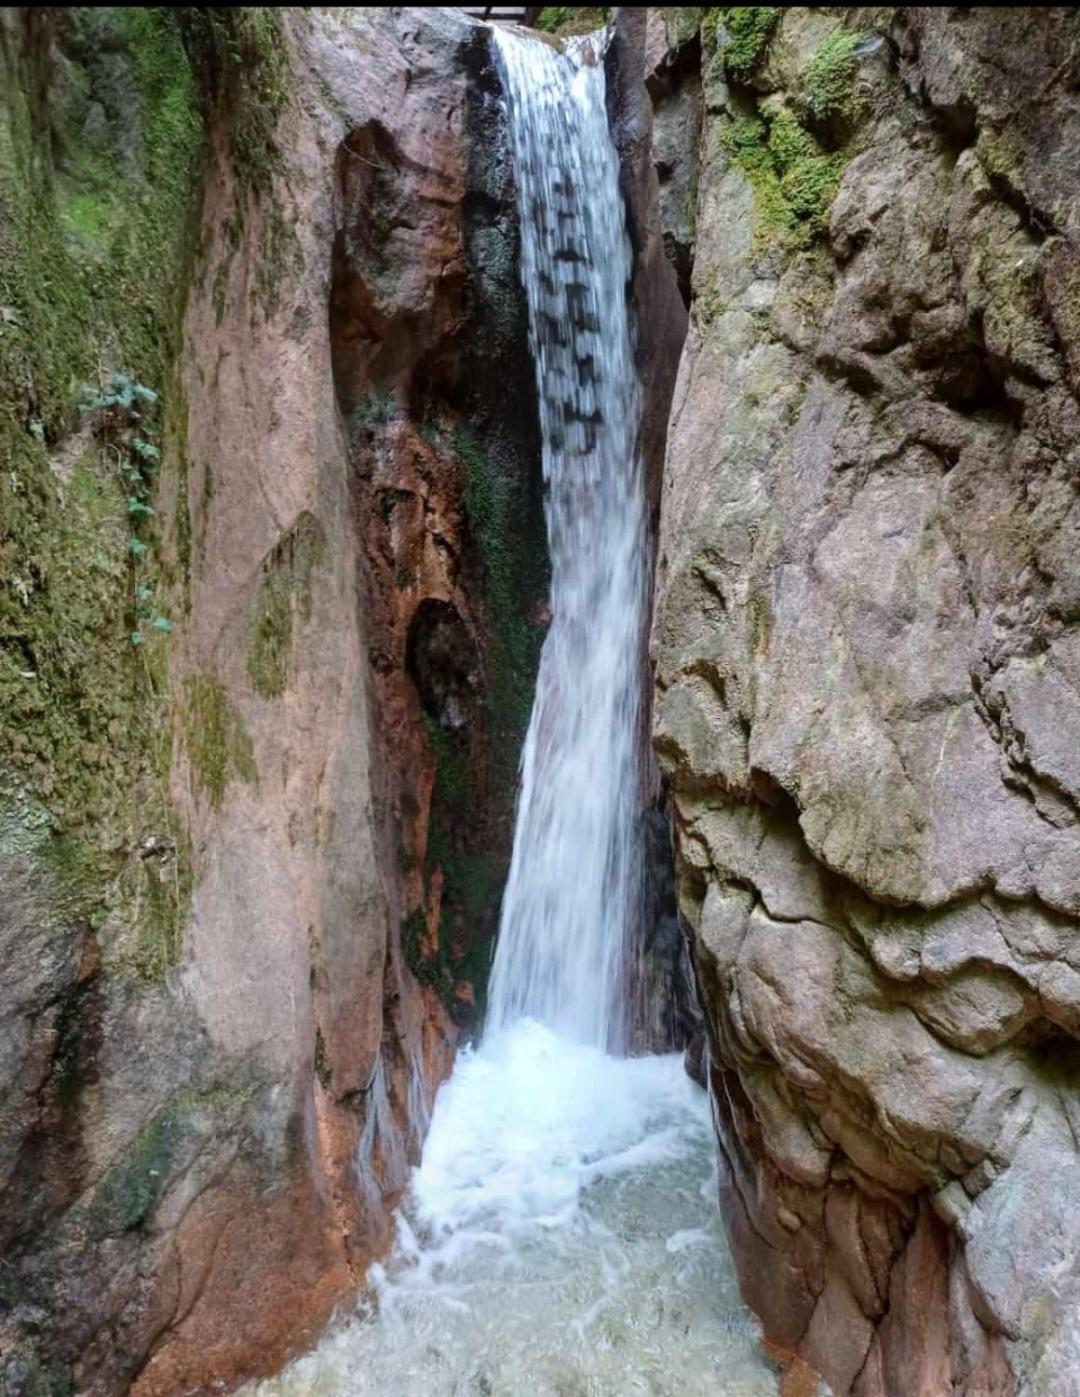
250;24;777;1396
485;26;645;1052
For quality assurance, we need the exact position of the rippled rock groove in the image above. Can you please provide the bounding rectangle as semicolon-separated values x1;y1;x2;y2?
251;22;776;1397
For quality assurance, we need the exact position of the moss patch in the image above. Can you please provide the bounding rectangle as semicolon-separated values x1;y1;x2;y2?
88;1085;254;1238
89;1100;189;1237
183;672;257;808
0;9;202;980
178;8;289;200
457;427;542;777
799;27;867;127
703;8;781;82
247;512;323;698
535;8;610;36
720;108;845;253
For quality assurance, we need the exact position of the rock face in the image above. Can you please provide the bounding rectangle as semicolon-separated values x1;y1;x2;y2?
0;8;545;1393
650;7;1080;1394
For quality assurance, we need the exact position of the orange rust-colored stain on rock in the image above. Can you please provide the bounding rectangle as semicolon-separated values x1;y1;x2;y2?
130;1165;358;1396
767;1345;823;1397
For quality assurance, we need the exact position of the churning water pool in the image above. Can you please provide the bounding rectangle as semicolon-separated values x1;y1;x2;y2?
249;1020;779;1397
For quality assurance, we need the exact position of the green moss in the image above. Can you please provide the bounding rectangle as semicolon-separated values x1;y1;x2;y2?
535;8;610;36
406;838;500;1024
89;1100;188;1237
88;1086;253;1238
404;428;546;1028
748;590;773;651
705;8;781;82
402;908;431;984
799;28;866;126
767;107;816;171
781;152;845;223
183;672;257;808
179;8;289;199
977;128;1024;194
719;107;844;254
247;512;323;699
0;10;201;981
423;713;470;807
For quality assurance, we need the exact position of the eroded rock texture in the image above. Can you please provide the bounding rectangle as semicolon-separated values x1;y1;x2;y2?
650;8;1080;1394
1;8;545;1393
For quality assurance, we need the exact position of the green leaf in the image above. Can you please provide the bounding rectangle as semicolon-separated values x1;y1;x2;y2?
150;616;173;635
129;537;149;558
130;630;144;647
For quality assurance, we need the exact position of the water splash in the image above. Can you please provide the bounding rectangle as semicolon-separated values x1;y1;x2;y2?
251;1022;776;1397
485;27;647;1052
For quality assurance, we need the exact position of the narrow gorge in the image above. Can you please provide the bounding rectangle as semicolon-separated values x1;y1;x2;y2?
2;8;1079;1397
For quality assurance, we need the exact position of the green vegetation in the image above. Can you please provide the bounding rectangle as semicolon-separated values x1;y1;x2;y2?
423;713;469;807
0;8;203;980
88;1086;254;1238
178;8;289;199
179;9;299;326
799;27;867;126
535;8;610;36
702;8;781;82
405;427;548;1028
247;512;323;698
720;108;845;252
89;1100;189;1237
182;672;257;808
406;829;501;1025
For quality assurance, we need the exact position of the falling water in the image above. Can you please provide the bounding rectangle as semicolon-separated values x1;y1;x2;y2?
484;26;646;1051
249;25;777;1396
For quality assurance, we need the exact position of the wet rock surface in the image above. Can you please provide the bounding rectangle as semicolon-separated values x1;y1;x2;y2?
649;7;1080;1394
1;8;544;1392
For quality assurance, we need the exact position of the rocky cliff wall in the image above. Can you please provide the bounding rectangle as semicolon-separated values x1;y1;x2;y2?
0;9;546;1393
649;7;1080;1394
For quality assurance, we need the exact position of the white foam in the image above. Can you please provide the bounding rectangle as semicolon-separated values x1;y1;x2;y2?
250;1022;778;1396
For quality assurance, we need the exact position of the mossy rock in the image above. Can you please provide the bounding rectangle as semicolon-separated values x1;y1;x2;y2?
719;106;845;255
1;9;202;979
797;27;868;130
182;672;257;809
247;512;324;699
535;8;610;37
703;7;782;83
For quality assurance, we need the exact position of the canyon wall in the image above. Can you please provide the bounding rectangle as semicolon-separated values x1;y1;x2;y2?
649;7;1080;1394
0;8;547;1392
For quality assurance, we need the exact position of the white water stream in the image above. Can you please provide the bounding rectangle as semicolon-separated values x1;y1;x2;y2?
484;25;646;1052
252;24;777;1397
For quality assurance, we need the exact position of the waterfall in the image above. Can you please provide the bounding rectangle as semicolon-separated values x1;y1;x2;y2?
248;25;776;1395
485;27;647;1052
